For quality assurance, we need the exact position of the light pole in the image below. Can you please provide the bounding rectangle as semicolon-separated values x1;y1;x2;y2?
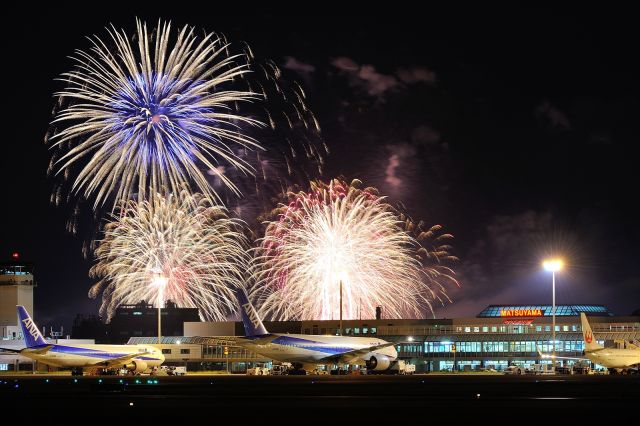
151;270;168;345
339;280;343;336
543;258;563;366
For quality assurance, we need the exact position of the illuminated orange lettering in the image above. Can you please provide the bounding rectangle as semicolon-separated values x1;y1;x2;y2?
500;308;543;317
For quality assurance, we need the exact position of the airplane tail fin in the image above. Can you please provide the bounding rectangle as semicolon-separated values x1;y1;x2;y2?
580;313;603;352
17;305;47;348
235;289;268;337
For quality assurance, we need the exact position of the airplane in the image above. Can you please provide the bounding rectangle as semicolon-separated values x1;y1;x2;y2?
223;290;399;374
539;312;640;374
0;305;165;375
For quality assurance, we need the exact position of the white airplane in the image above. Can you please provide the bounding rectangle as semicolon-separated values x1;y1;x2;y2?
540;313;640;374
0;306;164;375
578;313;640;373
228;290;398;373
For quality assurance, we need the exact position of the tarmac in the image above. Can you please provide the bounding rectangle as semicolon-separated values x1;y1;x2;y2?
1;373;638;420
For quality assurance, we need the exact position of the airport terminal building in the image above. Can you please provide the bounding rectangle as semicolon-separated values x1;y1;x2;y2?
3;254;637;372
129;304;640;373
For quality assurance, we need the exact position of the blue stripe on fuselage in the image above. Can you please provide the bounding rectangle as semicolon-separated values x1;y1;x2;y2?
35;345;160;361
270;336;351;355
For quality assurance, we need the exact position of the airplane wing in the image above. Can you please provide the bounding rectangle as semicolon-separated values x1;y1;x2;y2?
27;345;54;355
538;352;587;361
1;345;54;354
536;346;596;361
320;342;397;363
0;347;23;353
91;351;152;368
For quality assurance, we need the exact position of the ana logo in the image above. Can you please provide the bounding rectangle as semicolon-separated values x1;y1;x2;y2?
585;330;593;344
242;303;261;329
21;317;40;339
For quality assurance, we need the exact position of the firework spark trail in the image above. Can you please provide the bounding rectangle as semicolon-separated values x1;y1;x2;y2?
249;179;458;320
89;189;249;322
49;19;264;210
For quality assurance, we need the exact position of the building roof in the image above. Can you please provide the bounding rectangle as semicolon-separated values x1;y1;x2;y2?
477;304;612;318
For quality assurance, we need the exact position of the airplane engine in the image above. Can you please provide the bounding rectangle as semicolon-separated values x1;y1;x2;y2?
125;360;148;373
365;355;391;371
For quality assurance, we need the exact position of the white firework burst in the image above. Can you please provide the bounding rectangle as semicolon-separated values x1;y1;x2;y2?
250;179;458;320
89;189;249;322
50;19;263;210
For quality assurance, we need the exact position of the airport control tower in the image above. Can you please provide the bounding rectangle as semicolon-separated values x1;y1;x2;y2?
0;253;35;340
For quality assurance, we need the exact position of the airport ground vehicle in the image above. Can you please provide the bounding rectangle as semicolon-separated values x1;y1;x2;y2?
398;361;416;375
172;366;187;376
247;365;271;375
271;363;291;375
150;367;169;376
151;365;187;376
503;365;523;375
528;364;555;375
572;364;592;374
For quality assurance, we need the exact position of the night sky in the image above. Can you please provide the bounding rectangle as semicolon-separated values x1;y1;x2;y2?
1;10;638;331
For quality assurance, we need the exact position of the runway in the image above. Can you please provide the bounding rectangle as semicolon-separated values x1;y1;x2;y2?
1;374;638;419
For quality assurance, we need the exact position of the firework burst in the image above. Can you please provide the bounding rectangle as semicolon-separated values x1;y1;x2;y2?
249;178;458;320
89;189;249;322
49;19;264;210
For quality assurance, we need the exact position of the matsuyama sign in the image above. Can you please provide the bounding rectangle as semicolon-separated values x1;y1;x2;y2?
500;309;543;317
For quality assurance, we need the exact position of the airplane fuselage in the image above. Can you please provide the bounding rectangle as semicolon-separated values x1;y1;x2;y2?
20;344;164;369
585;348;640;369
237;333;397;364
